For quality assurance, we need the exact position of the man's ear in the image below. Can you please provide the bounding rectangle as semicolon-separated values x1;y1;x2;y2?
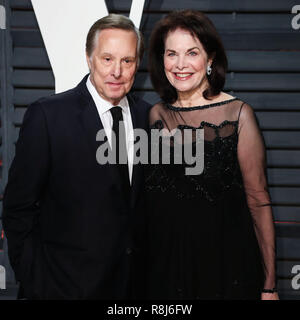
86;52;92;70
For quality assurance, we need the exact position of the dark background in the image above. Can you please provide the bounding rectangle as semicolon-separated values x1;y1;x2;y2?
0;0;300;299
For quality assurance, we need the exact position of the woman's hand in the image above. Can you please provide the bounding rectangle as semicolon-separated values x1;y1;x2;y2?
261;292;279;300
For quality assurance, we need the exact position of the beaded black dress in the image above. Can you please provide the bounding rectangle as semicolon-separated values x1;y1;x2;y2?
144;98;276;300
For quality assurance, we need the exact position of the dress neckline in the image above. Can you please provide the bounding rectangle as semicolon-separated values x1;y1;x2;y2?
166;97;238;112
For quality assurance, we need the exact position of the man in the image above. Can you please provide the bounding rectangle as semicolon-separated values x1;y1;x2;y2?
2;14;150;299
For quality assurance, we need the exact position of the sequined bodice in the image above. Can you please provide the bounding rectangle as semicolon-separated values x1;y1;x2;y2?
145;119;244;202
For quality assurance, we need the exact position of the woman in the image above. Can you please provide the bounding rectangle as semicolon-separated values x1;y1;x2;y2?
144;10;278;300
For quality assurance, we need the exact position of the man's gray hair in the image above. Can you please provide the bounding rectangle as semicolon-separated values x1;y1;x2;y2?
86;14;144;65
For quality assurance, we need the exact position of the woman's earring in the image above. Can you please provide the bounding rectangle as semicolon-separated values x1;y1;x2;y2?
206;64;212;76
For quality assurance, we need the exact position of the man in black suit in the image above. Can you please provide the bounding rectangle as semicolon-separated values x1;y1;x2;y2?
2;14;150;299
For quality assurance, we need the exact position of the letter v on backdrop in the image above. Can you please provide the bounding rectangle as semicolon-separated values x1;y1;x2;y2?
31;0;146;93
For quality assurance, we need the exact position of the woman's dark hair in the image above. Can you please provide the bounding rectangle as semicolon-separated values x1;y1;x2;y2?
148;10;228;104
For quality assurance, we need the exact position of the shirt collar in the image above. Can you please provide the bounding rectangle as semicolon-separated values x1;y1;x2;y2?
86;75;129;115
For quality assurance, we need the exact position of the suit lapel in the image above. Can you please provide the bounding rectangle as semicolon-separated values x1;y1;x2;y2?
75;77;146;210
75;75;128;208
77;94;104;157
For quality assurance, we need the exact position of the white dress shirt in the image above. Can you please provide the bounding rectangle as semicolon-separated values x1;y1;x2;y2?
86;76;134;184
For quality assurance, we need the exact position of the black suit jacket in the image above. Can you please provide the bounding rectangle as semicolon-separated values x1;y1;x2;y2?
2;75;151;299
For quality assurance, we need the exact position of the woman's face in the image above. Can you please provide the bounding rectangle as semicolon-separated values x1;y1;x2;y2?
163;28;212;96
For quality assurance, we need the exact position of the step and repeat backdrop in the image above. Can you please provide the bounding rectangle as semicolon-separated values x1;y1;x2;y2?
0;0;300;299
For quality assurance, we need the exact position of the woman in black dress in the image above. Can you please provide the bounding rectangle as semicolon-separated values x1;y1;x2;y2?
144;10;278;300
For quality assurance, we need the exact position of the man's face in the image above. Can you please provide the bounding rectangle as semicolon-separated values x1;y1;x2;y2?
87;28;138;105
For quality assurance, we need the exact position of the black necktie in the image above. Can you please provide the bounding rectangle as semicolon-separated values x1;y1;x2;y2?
110;106;130;196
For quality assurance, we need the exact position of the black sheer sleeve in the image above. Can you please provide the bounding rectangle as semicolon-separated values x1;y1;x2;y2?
237;103;276;290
